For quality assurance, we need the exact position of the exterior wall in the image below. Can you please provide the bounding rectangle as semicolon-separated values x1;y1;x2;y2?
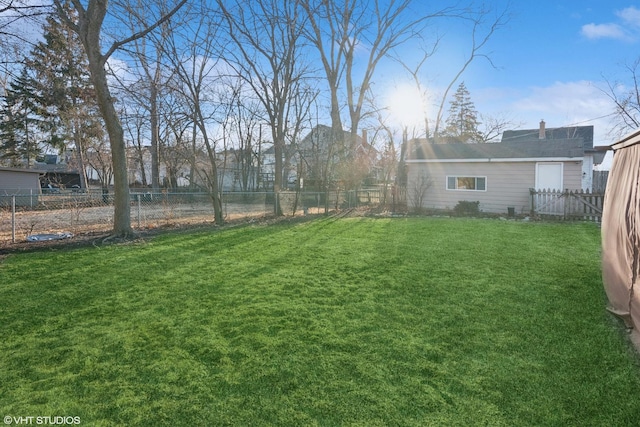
562;161;583;190
407;160;583;215
0;170;41;193
0;169;42;207
582;155;594;190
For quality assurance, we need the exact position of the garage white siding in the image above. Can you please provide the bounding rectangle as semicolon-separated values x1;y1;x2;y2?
407;160;583;215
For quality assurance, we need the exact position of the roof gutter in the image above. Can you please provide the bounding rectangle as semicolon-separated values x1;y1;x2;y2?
0;167;45;174
406;156;586;164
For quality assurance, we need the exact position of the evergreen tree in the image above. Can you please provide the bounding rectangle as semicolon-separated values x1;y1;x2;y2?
26;1;102;187
443;82;482;143
0;67;43;167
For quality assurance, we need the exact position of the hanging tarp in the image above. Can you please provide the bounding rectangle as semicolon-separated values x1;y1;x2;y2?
602;129;640;348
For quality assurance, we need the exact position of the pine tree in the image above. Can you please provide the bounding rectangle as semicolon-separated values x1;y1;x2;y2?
0;67;43;167
25;1;102;187
443;82;482;143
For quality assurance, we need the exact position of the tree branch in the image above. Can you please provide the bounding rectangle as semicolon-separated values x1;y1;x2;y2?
102;0;187;61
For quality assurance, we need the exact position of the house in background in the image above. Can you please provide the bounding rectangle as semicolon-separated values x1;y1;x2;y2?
263;125;379;191
0;167;43;206
33;154;82;190
405;121;607;215
295;125;378;188
260;144;295;190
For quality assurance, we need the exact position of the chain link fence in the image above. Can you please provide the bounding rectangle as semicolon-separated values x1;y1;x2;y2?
0;188;396;244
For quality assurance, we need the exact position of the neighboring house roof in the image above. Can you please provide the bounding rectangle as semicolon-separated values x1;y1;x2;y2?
0;166;43;174
262;144;288;156
409;124;606;165
35;163;79;173
297;124;365;152
262;125;373;157
502;125;593;146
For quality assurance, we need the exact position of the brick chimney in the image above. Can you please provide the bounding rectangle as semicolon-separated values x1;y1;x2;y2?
539;120;546;140
362;129;367;145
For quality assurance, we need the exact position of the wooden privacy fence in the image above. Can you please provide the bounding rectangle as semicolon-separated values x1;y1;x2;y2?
530;188;604;222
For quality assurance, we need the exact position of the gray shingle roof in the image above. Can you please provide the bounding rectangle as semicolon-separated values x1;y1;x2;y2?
410;138;587;160
409;125;601;162
502;126;593;147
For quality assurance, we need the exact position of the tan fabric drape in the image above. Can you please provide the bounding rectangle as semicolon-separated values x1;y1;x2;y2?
602;143;640;347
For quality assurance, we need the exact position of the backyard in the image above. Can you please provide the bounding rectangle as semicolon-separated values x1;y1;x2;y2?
0;217;639;426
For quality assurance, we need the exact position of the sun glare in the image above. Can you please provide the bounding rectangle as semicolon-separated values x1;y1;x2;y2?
386;83;426;127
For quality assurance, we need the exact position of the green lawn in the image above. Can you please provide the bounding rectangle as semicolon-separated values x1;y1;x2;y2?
1;217;639;426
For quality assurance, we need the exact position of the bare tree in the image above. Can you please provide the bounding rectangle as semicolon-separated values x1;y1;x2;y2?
602;58;640;139
53;0;186;236
300;1;456;153
285;83;319;192
0;0;49;44
86;135;113;191
478;112;521;143
410;173;432;213
161;125;190;189
368;108;399;207
0;1;49;112
111;0;176;191
432;6;509;137
120;101;149;186
390;5;509;140
217;0;310;215
160;87;192;189
164;1;224;223
393;36;440;139
222;79;264;192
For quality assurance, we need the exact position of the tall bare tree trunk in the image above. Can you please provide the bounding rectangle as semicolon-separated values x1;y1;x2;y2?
68;0;133;236
73;128;89;189
150;79;160;190
56;0;186;236
87;58;132;235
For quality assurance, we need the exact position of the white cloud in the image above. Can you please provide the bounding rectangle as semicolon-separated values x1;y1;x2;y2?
464;80;617;168
580;23;627;40
106;57;135;85
580;6;640;41
509;81;615;144
616;6;640;28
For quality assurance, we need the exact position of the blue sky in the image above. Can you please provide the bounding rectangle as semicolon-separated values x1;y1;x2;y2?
382;1;640;157
450;2;639;147
3;0;630;163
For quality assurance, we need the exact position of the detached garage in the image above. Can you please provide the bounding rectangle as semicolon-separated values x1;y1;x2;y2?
602;128;640;349
0;167;42;207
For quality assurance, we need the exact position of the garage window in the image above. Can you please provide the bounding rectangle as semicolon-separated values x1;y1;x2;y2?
446;176;486;191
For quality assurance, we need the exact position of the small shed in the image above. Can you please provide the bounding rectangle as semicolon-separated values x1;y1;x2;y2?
0;167;43;207
601;128;640;348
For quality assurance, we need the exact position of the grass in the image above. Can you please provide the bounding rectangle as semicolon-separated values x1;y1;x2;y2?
1;217;639;426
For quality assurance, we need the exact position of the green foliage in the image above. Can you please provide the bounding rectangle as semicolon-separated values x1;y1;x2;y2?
0;67;43;167
25;2;102;152
0;3;101;169
0;218;638;425
443;81;482;143
453;200;480;216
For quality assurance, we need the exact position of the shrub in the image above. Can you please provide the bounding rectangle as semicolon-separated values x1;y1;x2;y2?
454;200;480;216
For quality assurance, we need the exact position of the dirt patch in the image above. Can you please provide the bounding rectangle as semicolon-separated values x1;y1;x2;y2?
0;210;340;259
